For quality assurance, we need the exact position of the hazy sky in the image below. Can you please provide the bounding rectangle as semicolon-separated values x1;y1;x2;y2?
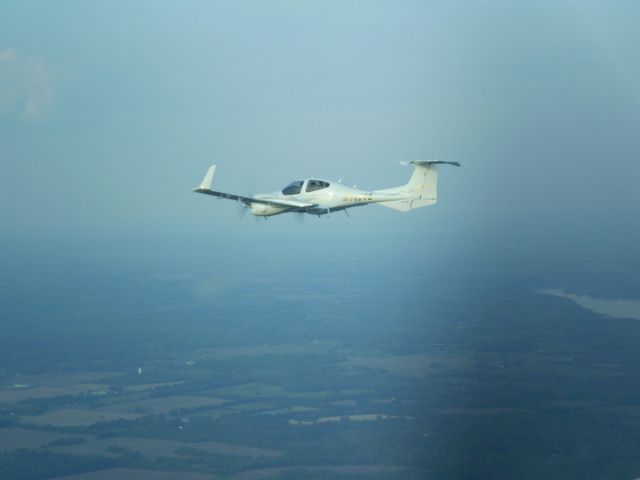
1;1;639;262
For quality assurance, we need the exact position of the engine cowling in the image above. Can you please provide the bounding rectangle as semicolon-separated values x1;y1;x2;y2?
251;203;286;217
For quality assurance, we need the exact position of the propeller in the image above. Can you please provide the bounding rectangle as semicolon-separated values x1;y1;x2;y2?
236;200;249;220
240;176;257;221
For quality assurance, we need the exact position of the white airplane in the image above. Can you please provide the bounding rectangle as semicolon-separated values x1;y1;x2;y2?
193;160;460;218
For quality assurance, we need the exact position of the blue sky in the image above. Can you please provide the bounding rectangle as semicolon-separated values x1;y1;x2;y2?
1;1;639;261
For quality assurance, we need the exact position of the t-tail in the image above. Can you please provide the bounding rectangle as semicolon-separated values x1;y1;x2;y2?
375;160;460;211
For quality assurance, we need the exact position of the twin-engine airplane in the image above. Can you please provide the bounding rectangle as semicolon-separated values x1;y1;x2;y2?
193;160;460;218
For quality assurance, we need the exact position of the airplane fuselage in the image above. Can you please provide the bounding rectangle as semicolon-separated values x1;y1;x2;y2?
193;161;459;218
251;180;380;216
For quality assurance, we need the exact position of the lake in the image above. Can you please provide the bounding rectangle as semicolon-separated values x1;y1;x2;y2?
538;288;640;321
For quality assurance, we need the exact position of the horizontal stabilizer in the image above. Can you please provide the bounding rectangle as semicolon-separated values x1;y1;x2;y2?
400;160;461;167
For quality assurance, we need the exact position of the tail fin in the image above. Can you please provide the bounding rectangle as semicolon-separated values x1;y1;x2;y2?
377;160;460;212
195;165;217;191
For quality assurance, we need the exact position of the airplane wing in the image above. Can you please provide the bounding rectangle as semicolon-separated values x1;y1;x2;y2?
193;187;315;209
193;165;316;210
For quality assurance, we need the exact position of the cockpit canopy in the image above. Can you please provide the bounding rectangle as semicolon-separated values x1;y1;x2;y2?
282;179;331;195
282;180;304;196
306;180;330;192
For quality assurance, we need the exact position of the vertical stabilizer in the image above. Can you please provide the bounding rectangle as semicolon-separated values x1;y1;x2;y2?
376;160;459;211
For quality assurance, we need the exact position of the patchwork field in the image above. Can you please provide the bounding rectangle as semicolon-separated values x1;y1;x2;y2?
342;353;472;377
231;465;412;480
50;436;281;459
193;341;338;359
0;371;118;403
3;269;640;480
0;428;90;453
97;395;226;415
22;409;140;427
51;468;217;480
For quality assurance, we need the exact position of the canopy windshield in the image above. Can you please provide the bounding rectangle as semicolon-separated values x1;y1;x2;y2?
306;180;330;192
282;180;303;195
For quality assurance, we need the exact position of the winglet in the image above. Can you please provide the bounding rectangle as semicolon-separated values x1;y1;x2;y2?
195;165;216;191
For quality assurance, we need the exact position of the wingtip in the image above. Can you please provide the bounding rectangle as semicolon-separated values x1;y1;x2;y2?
197;165;217;190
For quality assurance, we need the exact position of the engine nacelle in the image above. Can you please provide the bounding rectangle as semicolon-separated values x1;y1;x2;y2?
251;203;286;217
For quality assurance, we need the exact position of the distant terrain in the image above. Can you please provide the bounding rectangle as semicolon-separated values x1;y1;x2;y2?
2;243;640;480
